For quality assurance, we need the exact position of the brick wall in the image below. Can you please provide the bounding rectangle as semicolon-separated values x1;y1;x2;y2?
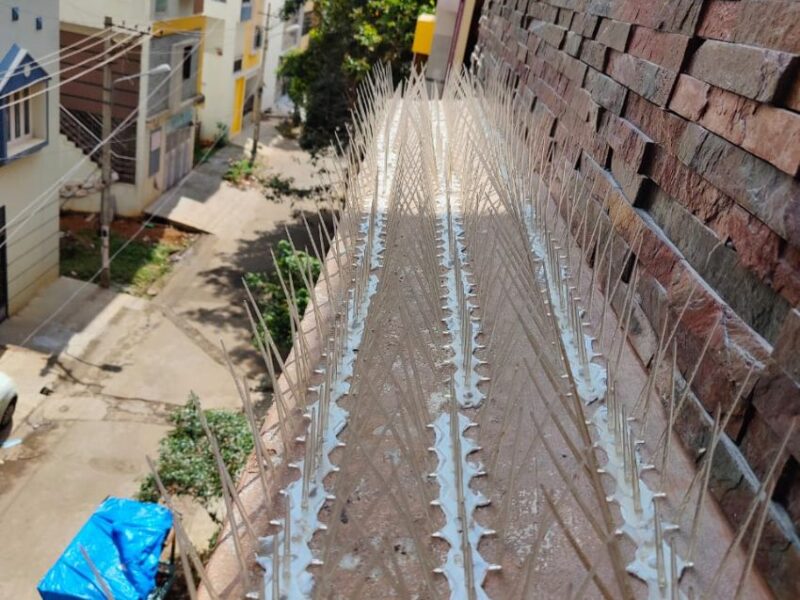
474;1;800;596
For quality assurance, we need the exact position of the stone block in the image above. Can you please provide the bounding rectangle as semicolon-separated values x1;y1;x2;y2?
687;39;799;103
595;18;630;52
698;0;800;54
677;126;800;248
671;75;800;177
571;12;599;37
580;38;608;71
645;146;731;226
564;31;582;57
627;26;690;72
773;308;800;383
609;50;678;107
529;19;567;49
584;66;627;114
773;245;800;308
668;74;710;122
606;114;653;173
753;369;800;462
714;204;782;285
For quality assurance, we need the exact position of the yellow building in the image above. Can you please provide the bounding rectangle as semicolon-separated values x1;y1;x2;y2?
200;0;267;140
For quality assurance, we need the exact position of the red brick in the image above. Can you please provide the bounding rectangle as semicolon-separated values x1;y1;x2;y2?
606;114;653;173
606;50;677;106
774;245;800;307
580;38;607;71
739;409;792;479
687;39;799;102
698;0;800;54
584;66;626;114
668;74;710;122
595;18;630;52
529;19;566;49
625;91;692;154
571;12;599;37
696;0;738;42
773;308;800;383
715;205;782;283
671;74;800;177
627;26;690;71
646;146;732;226
675;126;800;249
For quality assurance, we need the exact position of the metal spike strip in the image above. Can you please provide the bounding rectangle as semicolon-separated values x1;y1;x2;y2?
257;68;401;599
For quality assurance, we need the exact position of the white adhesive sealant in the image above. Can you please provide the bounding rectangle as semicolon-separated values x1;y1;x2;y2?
258;109;400;599
477;108;685;598
593;406;687;599
430;412;492;600
431;105;494;599
523;207;607;404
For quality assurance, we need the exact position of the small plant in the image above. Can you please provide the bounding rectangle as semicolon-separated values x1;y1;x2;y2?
276;119;299;139
246;240;321;357
137;395;254;512
224;158;255;185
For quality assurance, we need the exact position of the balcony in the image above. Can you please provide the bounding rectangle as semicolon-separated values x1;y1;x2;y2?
241;1;252;21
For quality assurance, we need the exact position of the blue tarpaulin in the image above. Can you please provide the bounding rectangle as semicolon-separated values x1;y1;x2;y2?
38;497;173;600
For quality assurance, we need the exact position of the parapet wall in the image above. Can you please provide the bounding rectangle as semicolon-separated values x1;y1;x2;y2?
475;1;799;596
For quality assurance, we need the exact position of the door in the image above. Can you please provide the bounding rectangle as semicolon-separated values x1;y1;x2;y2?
164;126;193;190
0;206;8;322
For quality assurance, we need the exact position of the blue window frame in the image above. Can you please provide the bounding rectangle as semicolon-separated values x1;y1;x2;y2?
0;44;50;165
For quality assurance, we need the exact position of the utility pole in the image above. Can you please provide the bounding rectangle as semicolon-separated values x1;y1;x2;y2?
100;16;113;288
250;4;271;166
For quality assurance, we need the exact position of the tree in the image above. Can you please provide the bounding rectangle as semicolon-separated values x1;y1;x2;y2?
279;0;435;153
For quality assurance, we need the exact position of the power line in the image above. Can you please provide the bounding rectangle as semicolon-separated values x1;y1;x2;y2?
0;21;221;248
0;28;113;80
20;128;231;347
1;33;144;107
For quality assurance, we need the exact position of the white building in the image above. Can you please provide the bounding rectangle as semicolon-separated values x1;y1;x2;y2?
59;0;205;216
0;1;65;318
260;1;307;114
200;0;267;141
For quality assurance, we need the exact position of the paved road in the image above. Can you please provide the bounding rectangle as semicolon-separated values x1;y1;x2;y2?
0;122;327;598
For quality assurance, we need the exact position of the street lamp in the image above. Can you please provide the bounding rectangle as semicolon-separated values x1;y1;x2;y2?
99;62;171;288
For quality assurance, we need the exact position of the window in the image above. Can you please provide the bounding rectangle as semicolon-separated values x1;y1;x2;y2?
233;57;243;72
253;26;263;50
35;17;43;30
241;1;253;21
182;46;192;80
11;7;19;21
6;88;33;148
149;129;162;177
302;11;313;35
155;0;169;13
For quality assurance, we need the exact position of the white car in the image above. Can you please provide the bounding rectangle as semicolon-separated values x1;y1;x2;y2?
0;372;17;430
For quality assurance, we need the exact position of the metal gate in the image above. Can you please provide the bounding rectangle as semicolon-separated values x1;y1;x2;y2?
0;206;8;322
164;125;193;190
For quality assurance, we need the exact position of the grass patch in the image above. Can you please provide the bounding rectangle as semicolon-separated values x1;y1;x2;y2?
261;173;328;202
136;395;254;512
60;228;187;295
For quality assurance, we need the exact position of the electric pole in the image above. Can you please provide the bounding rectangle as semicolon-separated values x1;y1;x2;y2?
250;4;271;166
100;16;113;288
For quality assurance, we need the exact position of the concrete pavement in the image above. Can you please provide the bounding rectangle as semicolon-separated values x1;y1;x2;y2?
0;121;327;597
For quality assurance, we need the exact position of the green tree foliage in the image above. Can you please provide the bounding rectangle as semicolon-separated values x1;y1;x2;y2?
245;240;322;357
137;395;253;511
278;0;435;153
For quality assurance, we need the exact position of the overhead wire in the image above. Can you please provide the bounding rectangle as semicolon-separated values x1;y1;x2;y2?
0;19;223;248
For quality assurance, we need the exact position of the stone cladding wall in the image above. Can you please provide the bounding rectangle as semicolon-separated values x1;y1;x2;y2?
475;1;800;596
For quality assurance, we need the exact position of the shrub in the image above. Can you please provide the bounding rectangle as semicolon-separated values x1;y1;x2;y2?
137;395;253;512
224;158;255;185
246;239;321;357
